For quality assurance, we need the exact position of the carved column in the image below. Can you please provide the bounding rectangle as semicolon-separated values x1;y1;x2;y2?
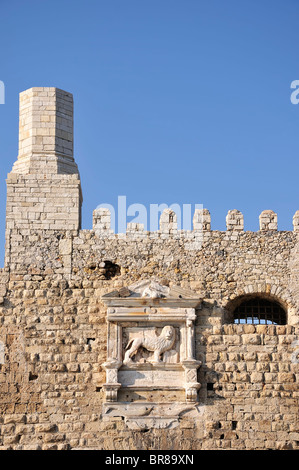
182;310;201;403
182;360;201;403
102;359;122;402
102;319;123;402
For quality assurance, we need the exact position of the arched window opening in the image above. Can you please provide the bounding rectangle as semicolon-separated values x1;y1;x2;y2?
233;297;286;325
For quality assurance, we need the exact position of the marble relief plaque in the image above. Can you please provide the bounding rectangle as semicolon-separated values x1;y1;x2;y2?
101;280;203;427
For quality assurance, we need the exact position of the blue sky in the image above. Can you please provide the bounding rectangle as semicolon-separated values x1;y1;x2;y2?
0;0;298;265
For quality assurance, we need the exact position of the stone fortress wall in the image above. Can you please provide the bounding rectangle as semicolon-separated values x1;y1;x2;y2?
0;88;298;450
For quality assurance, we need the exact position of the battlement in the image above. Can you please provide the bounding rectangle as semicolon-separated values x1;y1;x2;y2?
93;207;299;238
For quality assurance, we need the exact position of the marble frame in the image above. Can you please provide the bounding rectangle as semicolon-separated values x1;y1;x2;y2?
102;282;202;405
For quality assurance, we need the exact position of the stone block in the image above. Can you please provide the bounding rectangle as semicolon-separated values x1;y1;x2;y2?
259;210;277;231
226;210;244;231
159;209;178;234
293;211;299;232
242;334;262;345
193;208;211;231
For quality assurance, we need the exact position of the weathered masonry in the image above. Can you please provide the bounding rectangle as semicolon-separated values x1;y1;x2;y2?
0;87;298;450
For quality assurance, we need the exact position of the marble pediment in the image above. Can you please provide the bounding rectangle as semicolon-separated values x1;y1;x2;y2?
102;279;202;309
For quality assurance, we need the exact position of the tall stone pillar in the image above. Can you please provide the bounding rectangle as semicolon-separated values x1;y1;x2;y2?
6;87;82;234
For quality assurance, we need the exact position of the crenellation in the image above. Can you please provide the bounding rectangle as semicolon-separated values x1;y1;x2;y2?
126;223;146;239
293;210;299;232
159;208;178;235
226;209;244;231
193;208;211;231
259;210;278;231
93;208;114;238
0;87;298;451
91;207;299;239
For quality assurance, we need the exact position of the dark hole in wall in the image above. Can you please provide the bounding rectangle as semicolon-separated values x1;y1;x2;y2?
87;338;96;345
29;372;38;381
103;261;121;280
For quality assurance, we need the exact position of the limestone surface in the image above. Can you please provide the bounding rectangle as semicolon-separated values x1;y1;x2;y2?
0;88;298;451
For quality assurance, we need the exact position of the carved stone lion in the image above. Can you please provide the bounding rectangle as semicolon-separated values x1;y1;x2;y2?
123;326;175;365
